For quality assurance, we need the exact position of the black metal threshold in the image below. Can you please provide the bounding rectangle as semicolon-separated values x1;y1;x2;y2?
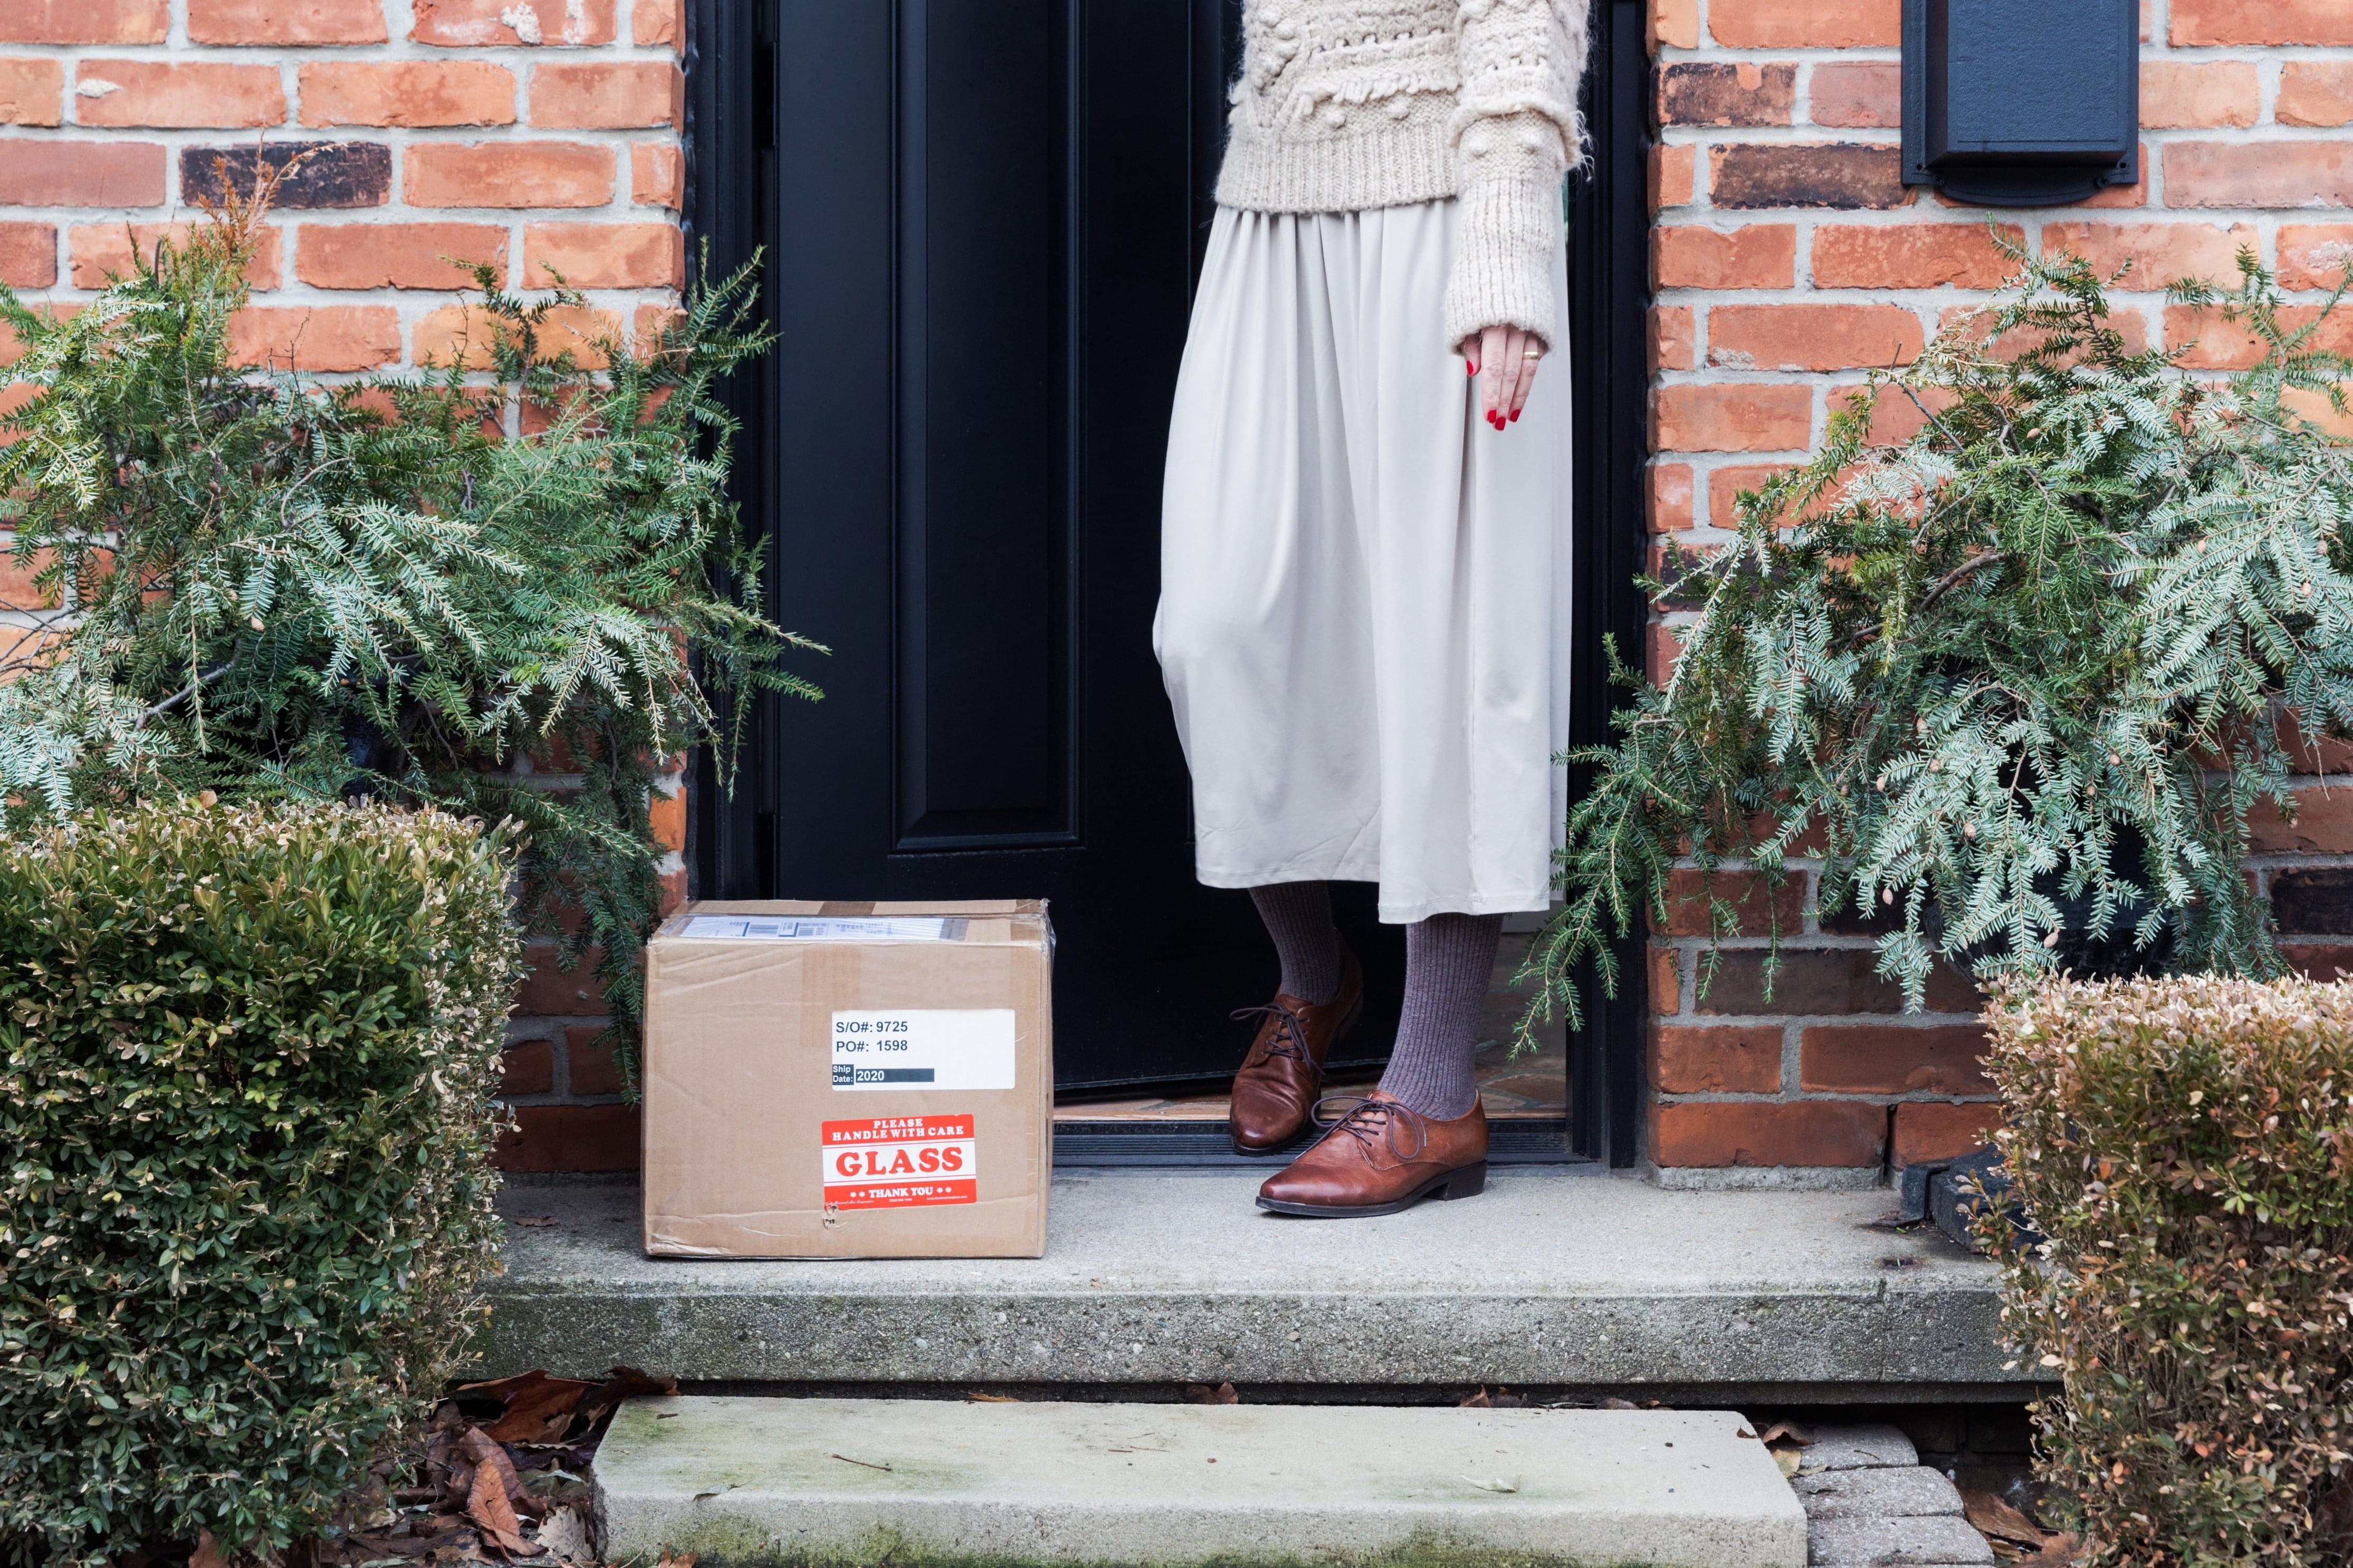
1054;1119;1587;1168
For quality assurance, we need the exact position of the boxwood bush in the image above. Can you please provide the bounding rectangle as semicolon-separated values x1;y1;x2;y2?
1985;974;2353;1566
0;800;519;1566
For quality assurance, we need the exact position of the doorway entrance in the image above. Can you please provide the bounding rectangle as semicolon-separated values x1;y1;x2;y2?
682;0;1650;1165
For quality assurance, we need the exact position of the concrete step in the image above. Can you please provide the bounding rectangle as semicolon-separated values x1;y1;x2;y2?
484;1172;2031;1401
593;1396;1808;1567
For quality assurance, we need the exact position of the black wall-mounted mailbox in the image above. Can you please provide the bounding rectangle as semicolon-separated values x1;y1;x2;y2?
1902;0;2139;207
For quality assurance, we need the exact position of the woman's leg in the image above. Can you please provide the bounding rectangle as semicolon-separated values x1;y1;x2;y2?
1230;880;1363;1153
1249;881;1342;1005
1375;912;1503;1119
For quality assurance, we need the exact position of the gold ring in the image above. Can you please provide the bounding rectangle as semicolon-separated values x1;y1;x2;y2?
1521;350;1543;359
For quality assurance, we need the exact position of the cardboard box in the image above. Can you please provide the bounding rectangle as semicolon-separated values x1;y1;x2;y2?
641;899;1053;1259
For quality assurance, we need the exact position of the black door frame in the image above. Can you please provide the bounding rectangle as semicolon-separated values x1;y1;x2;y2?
681;0;1651;1167
1563;0;1651;1168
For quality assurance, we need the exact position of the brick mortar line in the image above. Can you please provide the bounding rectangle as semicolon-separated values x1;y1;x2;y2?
1653;282;2298;302
0;43;677;57
1653;1010;1986;1025
1655;1090;1998;1103
1653;207;2329;226
2;46;682;65
1658;45;2353;61
14;277;678;305
1657;124;2353;143
0;127;677;145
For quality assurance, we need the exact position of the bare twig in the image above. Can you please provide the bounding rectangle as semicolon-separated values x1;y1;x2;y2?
1917;551;2004;615
138;660;234;727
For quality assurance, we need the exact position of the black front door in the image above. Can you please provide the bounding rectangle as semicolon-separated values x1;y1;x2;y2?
686;0;1652;1146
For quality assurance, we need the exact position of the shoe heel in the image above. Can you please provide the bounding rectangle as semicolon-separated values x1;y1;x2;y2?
1435;1162;1488;1200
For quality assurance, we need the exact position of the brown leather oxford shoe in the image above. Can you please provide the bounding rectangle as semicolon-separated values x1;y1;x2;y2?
1227;948;1363;1154
1255;1090;1488;1217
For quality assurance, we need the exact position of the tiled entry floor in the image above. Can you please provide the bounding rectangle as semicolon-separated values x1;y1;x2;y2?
1054;932;1570;1123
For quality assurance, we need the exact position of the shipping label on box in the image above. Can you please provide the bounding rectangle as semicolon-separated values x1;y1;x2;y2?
820;1113;978;1208
830;1008;1015;1089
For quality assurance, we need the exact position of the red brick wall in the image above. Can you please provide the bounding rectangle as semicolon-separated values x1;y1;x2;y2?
0;0;681;1171
1644;0;2353;1182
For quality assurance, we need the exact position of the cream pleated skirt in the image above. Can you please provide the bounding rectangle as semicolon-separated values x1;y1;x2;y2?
1153;197;1573;924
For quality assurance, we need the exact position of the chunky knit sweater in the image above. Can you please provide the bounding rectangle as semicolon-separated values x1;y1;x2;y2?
1217;0;1589;349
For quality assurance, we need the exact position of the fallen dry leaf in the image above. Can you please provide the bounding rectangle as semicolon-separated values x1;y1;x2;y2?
2014;1531;2081;1566
192;1532;228;1568
457;1427;525;1505
1756;1420;1815;1447
1772;1447;1802;1478
1458;1387;1527;1409
465;1458;537;1557
572;1366;679;1431
454;1371;567;1405
655;1554;697;1568
1184;1382;1239;1405
534;1505;592;1565
1599;1397;1637;1410
1961;1486;2052;1552
493;1383;595;1445
967;1391;1022;1403
510;1215;557;1228
457;1370;597;1445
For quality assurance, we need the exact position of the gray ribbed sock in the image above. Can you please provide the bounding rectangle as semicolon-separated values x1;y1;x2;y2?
1376;912;1503;1120
1249;882;1342;1005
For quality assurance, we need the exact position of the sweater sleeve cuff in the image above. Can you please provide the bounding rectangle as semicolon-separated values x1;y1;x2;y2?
1442;171;1564;351
1443;101;1568;350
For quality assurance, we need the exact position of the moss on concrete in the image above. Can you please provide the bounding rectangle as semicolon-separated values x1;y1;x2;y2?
607;1521;1666;1568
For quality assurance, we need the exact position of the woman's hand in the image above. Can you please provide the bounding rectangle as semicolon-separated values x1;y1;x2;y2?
1462;323;1543;431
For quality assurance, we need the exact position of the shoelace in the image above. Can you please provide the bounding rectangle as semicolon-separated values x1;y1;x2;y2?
1231;1001;1316;1067
1308;1094;1429;1163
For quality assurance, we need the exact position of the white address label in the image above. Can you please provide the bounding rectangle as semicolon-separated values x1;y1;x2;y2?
681;915;955;941
830;1008;1017;1091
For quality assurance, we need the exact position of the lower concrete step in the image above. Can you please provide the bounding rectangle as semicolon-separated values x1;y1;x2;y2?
594;1396;1807;1567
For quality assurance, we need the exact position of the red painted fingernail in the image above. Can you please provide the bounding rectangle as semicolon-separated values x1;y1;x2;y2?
1509;409;1520;422
1468;362;1479;377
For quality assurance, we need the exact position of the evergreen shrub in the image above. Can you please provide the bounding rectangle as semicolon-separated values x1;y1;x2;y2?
1986;974;2353;1566
1522;244;2353;1034
0;800;519;1566
0;179;813;1082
